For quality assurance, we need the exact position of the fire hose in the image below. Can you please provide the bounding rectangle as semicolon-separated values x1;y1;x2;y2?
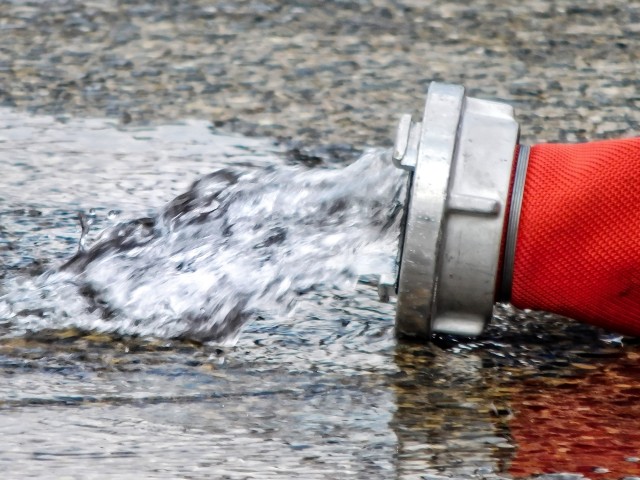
381;82;640;339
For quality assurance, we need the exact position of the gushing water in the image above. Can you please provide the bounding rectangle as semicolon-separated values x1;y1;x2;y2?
1;145;406;344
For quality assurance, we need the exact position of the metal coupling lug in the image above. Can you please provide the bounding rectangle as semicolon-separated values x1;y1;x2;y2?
389;82;520;339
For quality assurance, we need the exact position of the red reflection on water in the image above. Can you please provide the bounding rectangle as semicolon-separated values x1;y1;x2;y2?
509;352;640;479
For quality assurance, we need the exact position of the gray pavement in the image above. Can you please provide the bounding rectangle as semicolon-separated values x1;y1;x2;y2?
2;0;639;156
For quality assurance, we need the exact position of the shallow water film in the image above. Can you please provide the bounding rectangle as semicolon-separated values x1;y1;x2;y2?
2;112;640;480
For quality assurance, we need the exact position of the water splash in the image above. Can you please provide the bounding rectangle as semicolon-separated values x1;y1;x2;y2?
1;149;406;343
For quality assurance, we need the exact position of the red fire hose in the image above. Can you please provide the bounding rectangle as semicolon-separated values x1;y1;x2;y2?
388;82;640;338
512;138;640;335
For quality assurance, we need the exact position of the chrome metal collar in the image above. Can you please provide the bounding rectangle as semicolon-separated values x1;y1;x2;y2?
384;82;520;339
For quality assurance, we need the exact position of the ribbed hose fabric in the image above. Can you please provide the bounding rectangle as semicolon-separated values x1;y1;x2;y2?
511;138;640;335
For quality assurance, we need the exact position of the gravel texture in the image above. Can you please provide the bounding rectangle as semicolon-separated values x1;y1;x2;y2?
1;0;639;159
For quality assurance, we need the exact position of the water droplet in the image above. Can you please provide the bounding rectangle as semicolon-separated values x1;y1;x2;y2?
77;212;91;252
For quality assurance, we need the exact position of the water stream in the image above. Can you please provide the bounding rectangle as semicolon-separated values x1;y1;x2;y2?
1;114;405;343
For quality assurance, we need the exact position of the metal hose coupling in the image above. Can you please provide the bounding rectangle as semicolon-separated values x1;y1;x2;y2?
379;82;522;339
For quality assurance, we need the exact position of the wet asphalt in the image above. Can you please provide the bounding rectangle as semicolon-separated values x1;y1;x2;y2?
2;0;639;157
